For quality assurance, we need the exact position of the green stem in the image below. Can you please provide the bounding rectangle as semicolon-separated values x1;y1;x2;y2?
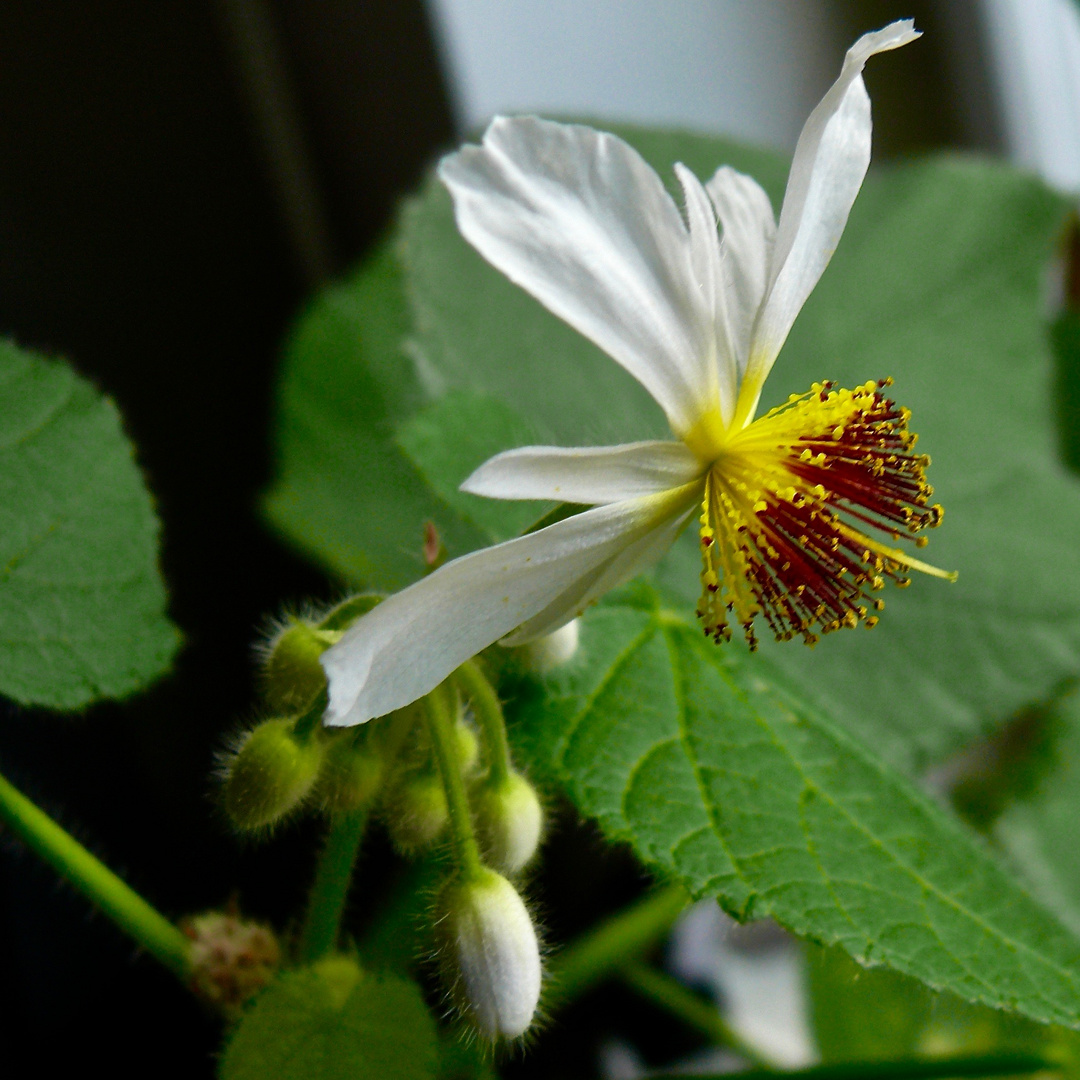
0;769;191;978
454;660;512;786
291;688;329;742
298;806;369;963
548;882;690;1007
648;1052;1057;1080
620;959;769;1067
424;684;483;881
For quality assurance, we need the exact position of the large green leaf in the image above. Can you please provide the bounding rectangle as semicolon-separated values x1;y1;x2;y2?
398;129;1075;772
510;582;1080;1029
0;340;178;709
219;957;438;1080
264;245;485;590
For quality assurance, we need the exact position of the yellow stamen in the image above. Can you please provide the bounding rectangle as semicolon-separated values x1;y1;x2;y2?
695;378;954;648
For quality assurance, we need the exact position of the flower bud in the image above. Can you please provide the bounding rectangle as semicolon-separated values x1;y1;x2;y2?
316;593;382;633
262;619;333;713
386;773;448;853
520;619;580;672
315;731;384;815
473;772;543;875
437;869;542;1039
455;718;480;775
183;909;280;1018
222;718;324;830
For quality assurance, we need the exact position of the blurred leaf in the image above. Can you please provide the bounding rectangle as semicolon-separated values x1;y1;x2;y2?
0;340;178;709
397;389;550;541
993;691;1080;937
805;941;1058;1062
399;130;1075;773
1052;308;1080;472
511;582;1080;1029
806;941;933;1061
264;243;485;590
219;956;437;1080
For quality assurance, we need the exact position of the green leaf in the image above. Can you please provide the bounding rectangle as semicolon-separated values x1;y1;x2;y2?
0;340;178;709
511;582;1080;1029
220;956;438;1080
399;129;1075;772
806;941;933;1061
805;941;1057;1062
397;389;551;541
265;244;486;590
992;691;1080;937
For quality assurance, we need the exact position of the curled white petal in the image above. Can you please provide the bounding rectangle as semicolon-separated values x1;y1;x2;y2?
675;163;737;426
461;440;703;504
704;166;776;370
739;19;920;421
321;484;701;726
438;116;718;435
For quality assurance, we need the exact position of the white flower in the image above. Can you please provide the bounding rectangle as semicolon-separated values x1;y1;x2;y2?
322;21;951;728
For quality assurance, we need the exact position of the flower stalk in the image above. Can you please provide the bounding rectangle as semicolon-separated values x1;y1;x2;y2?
423;683;484;881
298;806;369;963
0;768;191;978
454;659;511;786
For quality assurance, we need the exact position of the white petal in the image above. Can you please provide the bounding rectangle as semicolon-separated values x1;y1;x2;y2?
675;163;738;426
321;485;700;726
502;494;697;643
438;116;717;435
739;20;920;421
461;440;703;504
704;166;776;370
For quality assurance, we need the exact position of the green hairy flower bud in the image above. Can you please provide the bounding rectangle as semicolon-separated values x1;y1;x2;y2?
387;773;449;853
222;718;325;830
262;619;332;713
473;772;543;876
315;731;384;815
437;868;542;1039
455;718;480;775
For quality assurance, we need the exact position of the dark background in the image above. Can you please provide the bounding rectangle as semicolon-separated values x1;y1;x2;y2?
0;2;997;1075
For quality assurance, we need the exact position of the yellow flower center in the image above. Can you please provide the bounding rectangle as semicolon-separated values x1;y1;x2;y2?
695;379;954;649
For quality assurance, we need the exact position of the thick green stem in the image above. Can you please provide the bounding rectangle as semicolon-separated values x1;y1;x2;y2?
454;660;512;786
0;769;191;978
649;1052;1057;1080
424;684;483;881
548;882;690;1007
291;688;329;742
620;959;769;1067
298;807;369;963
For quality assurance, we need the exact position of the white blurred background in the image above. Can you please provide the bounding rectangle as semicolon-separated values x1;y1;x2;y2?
427;0;1080;192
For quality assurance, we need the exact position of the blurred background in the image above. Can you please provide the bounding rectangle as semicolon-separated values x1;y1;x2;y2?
0;1;1074;1075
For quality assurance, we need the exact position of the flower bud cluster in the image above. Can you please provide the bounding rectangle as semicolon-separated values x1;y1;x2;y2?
230;600;549;1041
380;664;547;1041
221;595;387;831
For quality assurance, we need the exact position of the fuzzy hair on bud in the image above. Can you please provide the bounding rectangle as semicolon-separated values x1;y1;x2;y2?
221;718;325;830
261;619;332;713
315;731;384;815
473;772;543;876
386;773;449;853
437;868;542;1039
